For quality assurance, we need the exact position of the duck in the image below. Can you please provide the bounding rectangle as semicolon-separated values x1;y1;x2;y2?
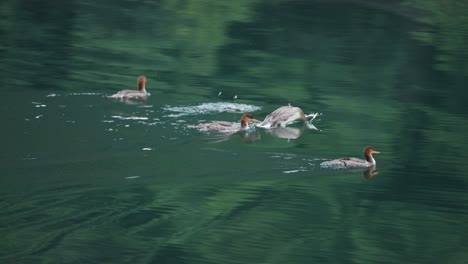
320;146;381;168
190;113;260;133
256;104;318;129
108;75;148;99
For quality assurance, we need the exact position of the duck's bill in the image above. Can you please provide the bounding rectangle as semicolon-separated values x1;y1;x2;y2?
250;119;261;123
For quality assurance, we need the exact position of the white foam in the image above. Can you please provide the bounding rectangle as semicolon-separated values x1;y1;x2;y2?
68;92;101;96
111;116;149;120
163;102;261;117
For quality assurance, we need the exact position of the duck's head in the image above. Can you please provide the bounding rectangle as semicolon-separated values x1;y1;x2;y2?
363;146;380;165
240;113;260;128
363;146;380;156
138;76;147;91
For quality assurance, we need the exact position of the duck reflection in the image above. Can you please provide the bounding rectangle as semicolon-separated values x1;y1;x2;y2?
238;130;261;143
363;166;379;180
264;125;305;140
263;123;318;140
205;129;261;144
117;96;148;106
320;166;380;181
205;125;313;143
342;166;380;180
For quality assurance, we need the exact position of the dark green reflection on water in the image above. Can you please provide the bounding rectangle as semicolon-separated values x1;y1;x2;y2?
0;174;370;263
2;0;468;263
2;168;466;263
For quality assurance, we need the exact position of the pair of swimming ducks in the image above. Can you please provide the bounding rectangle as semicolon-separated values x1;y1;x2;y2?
109;76;381;168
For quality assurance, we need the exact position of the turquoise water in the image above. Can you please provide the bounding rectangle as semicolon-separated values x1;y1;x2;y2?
2;1;468;263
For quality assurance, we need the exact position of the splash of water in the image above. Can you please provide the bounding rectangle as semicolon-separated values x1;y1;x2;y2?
163;102;262;117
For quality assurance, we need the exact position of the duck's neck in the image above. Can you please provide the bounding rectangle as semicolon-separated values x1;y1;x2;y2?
365;154;376;165
138;82;147;93
240;120;248;129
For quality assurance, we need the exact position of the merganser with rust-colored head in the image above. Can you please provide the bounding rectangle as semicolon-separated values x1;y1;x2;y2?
108;75;148;99
190;113;260;133
256;104;318;129
321;146;381;168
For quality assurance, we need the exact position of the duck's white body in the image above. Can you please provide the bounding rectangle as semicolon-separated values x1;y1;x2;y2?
257;105;318;129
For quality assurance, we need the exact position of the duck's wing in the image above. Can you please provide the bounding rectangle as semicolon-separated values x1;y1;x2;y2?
192;121;239;132
337;157;369;167
320;157;368;167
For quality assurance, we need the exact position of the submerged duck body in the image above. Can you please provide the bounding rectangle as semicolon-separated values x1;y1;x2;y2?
108;76;148;99
257;105;318;129
191;113;260;133
321;146;381;168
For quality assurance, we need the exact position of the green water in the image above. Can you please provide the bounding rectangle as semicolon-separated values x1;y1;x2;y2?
2;1;468;263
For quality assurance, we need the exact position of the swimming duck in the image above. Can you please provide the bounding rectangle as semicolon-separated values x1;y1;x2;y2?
320;146;381;168
190;113;260;133
108;76;148;99
256;104;318;129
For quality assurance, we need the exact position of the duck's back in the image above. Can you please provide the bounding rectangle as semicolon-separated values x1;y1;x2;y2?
258;106;306;128
192;121;240;132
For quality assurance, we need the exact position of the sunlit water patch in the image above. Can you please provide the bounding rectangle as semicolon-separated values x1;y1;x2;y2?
32;102;47;107
282;168;308;174
162;102;262;117
125;176;141;179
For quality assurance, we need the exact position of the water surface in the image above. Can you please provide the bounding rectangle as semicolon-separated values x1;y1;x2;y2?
1;1;468;263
